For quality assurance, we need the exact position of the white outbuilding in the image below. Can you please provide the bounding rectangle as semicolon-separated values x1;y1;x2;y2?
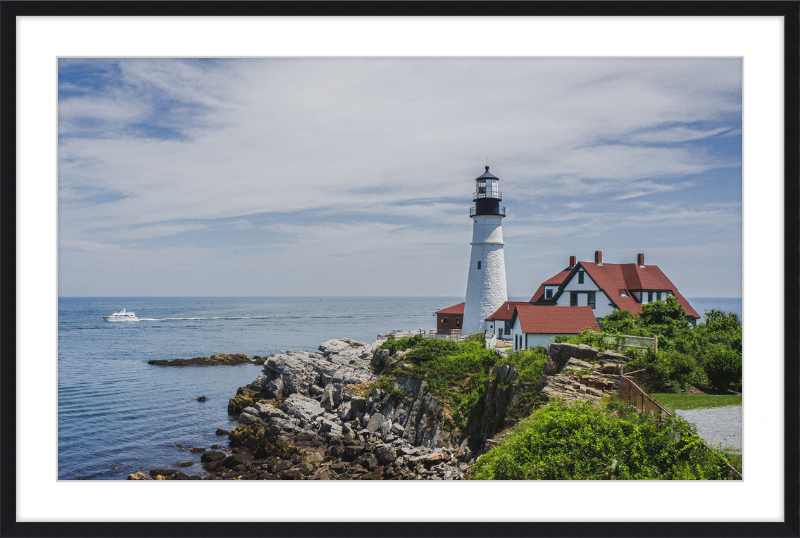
509;305;600;351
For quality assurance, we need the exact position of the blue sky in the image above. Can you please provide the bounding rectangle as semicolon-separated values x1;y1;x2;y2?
58;58;742;297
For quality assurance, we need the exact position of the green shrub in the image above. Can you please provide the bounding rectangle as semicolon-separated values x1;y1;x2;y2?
556;329;610;351
627;349;703;393
504;347;547;384
378;334;424;354
704;348;742;392
469;400;738;480
389;338;502;432
562;298;743;393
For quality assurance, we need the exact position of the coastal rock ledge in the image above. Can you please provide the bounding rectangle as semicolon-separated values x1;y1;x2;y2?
216;337;470;480
148;353;267;367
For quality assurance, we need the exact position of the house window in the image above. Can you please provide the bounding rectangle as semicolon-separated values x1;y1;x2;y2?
456;318;461;327
588;291;596;309
570;292;578;306
656;292;662;301
578;271;585;284
477;261;481;270
545;288;553;300
648;292;653;302
441;318;448;324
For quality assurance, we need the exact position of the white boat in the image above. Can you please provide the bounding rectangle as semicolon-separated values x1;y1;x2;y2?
102;308;139;322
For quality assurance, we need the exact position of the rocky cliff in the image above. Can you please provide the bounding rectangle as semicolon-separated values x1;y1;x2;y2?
129;337;626;480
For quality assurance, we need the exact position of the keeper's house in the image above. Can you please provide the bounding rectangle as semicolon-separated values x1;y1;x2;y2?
509;304;600;351
529;251;700;322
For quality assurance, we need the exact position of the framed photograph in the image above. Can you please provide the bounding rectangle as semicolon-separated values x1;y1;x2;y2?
3;2;798;536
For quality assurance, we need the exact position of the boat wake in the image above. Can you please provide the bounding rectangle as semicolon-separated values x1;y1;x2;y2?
137;316;274;321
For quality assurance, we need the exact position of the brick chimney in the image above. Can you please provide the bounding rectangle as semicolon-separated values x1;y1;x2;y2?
637;253;645;267
594;250;603;265
569;255;576;267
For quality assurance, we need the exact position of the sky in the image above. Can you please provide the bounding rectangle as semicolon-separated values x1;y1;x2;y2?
58;58;742;298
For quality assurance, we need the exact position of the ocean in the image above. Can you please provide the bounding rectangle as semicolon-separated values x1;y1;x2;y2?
57;295;741;480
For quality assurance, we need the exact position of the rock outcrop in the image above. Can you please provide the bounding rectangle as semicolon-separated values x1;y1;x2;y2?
539;343;627;403
479;364;518;442
148;354;267;367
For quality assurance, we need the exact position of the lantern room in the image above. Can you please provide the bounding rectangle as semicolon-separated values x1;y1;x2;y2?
471;166;505;217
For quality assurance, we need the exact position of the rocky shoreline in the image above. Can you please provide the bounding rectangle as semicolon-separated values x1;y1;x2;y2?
129;334;626;481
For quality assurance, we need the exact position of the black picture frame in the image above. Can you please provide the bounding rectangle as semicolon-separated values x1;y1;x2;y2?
2;2;798;537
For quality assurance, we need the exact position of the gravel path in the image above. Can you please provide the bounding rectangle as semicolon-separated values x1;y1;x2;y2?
675;406;742;452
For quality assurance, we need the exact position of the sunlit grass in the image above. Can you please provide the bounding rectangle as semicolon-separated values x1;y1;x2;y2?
651;393;742;417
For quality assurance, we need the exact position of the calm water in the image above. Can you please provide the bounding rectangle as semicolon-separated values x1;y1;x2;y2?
57;296;457;480
58;295;740;480
688;297;743;323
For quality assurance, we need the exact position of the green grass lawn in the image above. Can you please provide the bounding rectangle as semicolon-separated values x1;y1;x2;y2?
651;393;742;417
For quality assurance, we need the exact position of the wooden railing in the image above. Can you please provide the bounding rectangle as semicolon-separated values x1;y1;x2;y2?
620;372;742;480
427;329;486;342
604;333;658;353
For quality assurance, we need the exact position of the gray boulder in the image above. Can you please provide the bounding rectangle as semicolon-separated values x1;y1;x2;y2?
366;413;385;433
379;420;393;437
238;401;295;430
349;396;367;413
372;348;390;367
602;349;629;362
375;444;397;465
265;376;284;399
319;418;343;437
338;401;353;421
283;393;325;422
320;383;342;411
390;422;405;436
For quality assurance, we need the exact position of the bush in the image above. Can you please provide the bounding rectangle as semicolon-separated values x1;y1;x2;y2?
468;400;738;480
704;348;742;392
390;338;502;432
626;349;703;393
504;347;547;384
378;334;424;354
562;298;743;393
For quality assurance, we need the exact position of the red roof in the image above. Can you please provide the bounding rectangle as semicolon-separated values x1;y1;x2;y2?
530;285;547;303
513;305;600;334
436;302;464;315
542;268;572;286
537;262;699;319
530;269;571;302
485;301;531;321
580;262;698;318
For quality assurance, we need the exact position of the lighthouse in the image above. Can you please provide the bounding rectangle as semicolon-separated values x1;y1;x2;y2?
461;166;508;334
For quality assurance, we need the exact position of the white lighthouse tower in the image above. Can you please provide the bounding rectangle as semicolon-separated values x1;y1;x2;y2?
462;166;508;334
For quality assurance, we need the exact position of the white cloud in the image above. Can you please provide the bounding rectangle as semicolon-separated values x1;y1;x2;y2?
57;58;742;296
613;181;695;201
628;126;731;144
